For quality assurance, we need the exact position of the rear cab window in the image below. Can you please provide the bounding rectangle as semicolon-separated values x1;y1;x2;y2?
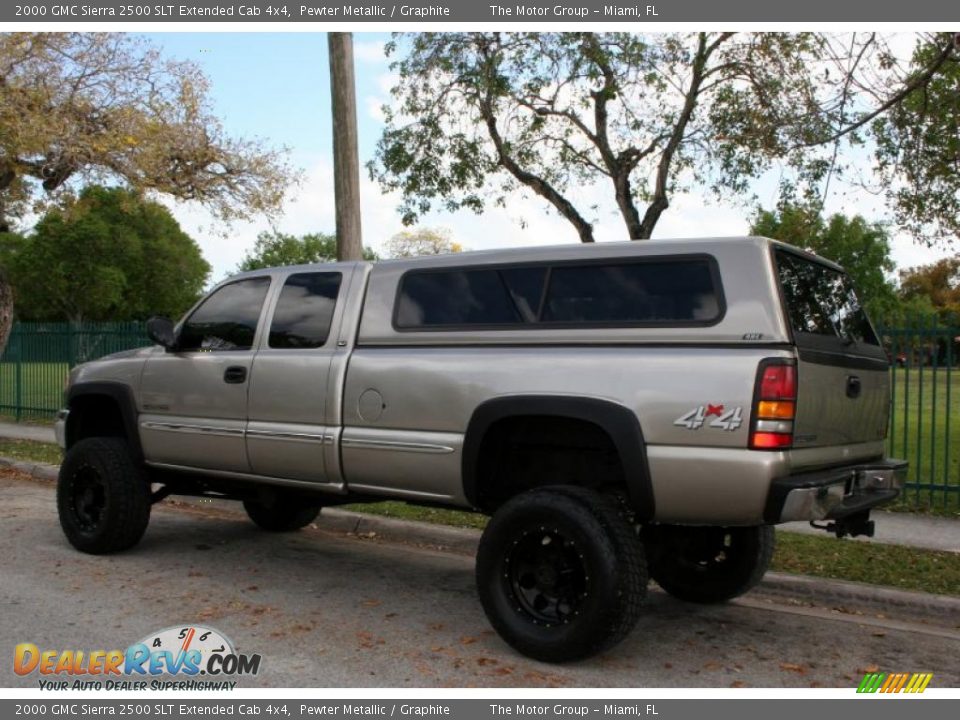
268;272;343;349
395;257;723;330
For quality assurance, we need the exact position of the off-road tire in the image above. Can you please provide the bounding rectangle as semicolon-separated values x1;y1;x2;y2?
476;486;647;663
243;494;321;532
57;437;151;554
645;524;775;604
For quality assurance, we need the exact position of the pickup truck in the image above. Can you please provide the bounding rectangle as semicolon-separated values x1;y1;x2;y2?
55;236;906;662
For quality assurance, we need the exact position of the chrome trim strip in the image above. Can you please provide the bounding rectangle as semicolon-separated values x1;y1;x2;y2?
246;429;332;443
340;438;455;454
140;421;244;438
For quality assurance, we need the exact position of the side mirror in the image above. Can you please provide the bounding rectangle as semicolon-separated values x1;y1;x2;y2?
146;316;177;350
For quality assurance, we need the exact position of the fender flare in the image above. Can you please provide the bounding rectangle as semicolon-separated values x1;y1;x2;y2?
66;381;143;462
462;395;654;521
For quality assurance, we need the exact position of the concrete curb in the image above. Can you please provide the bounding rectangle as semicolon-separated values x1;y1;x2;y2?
756;572;960;622
4;456;958;626
0;457;58;481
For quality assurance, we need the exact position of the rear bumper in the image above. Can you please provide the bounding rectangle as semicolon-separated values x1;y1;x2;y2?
764;458;907;524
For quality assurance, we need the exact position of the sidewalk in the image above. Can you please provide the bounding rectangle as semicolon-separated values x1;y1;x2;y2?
782;513;959;554
1;420;956;553
0;421;55;444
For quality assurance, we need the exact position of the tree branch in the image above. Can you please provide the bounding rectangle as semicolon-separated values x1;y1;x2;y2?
794;35;955;149
638;32;719;239
475;38;594;243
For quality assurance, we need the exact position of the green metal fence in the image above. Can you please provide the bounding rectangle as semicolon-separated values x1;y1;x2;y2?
0;320;956;511
0;322;149;421
879;321;960;512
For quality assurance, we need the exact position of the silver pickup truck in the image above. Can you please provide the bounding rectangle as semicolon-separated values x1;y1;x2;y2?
55;236;905;662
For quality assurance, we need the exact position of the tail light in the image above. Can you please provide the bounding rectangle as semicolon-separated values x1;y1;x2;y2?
750;360;796;450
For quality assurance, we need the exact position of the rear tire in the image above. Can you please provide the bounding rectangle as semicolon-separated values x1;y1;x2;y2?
645;524;774;604
57;437;151;554
243;493;320;532
476;486;646;663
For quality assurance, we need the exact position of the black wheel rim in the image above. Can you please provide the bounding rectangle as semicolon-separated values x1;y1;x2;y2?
69;464;107;533
504;526;589;626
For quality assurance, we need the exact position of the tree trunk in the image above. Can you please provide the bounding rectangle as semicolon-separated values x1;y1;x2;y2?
0;271;15;358
613;170;644;239
328;32;364;262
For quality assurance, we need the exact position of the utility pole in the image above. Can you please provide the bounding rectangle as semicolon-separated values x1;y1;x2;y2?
328;32;363;261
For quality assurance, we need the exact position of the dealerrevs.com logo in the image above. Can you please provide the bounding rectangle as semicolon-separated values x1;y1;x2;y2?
14;625;261;690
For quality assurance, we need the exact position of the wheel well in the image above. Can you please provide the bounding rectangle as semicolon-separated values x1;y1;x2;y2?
472;415;626;512
66;395;128;449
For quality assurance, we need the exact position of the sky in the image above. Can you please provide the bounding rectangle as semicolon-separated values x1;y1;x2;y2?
141;32;952;285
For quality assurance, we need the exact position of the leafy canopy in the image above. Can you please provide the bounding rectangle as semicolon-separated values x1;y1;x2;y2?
385;227;463;258
238;231;377;272
372;32;957;244
898;257;960;323
0;32;298;230
0;186;210;322
874;37;960;243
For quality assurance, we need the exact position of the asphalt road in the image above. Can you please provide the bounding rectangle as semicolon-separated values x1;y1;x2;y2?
2;470;958;689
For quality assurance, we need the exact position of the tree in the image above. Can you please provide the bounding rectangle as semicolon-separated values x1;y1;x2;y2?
238;230;377;271
384;227;464;258
873;36;960;242
0;33;297;343
372;32;956;245
0;33;295;227
750;202;898;321
0;186;210;322
898;257;960;323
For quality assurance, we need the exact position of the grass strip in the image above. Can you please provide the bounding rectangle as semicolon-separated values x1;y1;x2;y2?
0;438;62;466
771;531;959;597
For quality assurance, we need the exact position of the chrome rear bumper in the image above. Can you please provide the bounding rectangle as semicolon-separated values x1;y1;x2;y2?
766;458;907;524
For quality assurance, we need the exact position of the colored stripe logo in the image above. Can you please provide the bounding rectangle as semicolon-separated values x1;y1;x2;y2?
857;672;933;693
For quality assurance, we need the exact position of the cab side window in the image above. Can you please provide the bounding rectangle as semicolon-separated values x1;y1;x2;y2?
268;272;343;349
178;277;272;352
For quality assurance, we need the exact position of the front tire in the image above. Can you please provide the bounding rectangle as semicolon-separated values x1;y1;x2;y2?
645;525;775;604
243;493;320;532
57;437;151;554
476;487;646;663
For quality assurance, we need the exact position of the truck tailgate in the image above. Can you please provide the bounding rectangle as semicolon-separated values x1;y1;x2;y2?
773;248;890;456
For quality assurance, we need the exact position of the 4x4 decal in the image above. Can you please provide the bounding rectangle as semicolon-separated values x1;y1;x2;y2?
674;404;743;431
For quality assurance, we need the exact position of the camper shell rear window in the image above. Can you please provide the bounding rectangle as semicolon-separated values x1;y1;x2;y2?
774;249;879;348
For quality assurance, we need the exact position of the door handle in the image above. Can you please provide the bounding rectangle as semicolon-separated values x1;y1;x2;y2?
846;375;861;399
224;366;247;384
